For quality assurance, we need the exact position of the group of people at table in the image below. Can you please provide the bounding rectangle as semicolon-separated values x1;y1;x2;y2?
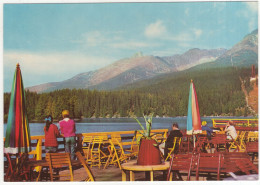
44;110;237;161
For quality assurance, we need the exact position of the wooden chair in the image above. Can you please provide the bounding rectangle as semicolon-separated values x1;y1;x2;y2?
82;136;93;164
247;131;258;142
228;131;246;152
193;136;208;153
75;151;95;181
245;141;258;162
208;134;228;153
126;134;142;158
4;153;15;180
46;153;73;181
104;138;131;170
222;152;258;176
165;137;182;161
167;153;196;181
111;133;122;142
9;153;31;181
195;153;223;180
90;136;105;168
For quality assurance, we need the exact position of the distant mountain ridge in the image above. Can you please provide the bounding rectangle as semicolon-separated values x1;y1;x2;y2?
26;29;258;93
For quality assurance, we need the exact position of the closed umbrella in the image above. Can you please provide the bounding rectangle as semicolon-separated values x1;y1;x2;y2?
4;63;31;154
186;80;202;147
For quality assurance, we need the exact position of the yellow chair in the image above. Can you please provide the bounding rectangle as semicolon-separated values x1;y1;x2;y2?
104;138;131;170
75;151;95;181
228;131;246;152
111;133;122;142
126;134;143;158
165;137;182;161
46;153;73;181
90;136;108;168
82;136;93;164
247;131;258;142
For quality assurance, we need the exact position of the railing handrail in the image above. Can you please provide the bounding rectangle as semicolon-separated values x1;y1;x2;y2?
212;118;258;128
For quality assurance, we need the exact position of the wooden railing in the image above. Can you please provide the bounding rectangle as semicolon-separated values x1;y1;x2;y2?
212;118;258;131
4;129;168;162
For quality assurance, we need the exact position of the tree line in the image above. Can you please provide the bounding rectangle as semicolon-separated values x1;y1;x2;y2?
3;67;254;122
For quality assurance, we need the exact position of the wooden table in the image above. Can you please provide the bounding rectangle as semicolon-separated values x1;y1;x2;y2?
121;160;171;181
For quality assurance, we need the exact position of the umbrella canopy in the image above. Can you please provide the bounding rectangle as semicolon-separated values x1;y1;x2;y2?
4;64;31;154
186;80;202;135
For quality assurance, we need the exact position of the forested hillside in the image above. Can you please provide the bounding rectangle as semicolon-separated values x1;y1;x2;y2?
4;67;254;122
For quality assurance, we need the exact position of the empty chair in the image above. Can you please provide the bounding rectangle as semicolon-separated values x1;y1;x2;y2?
195;153;223;180
82;136;93;164
167;153;196;181
90;136;107;168
46;153;73;181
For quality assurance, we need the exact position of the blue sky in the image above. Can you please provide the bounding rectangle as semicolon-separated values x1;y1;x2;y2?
3;1;258;92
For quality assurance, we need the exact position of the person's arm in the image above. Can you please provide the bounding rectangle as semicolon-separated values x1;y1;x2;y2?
54;125;60;137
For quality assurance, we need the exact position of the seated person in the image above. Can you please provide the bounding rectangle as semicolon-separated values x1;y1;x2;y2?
163;123;183;160
225;121;237;140
201;121;213;140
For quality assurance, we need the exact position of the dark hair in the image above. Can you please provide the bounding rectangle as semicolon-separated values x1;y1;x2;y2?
45;115;53;131
172;123;179;128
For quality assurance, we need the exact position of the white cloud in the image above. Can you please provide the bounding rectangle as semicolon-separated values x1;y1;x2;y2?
239;2;258;32
213;2;226;11
185;8;189;16
145;20;167;38
3;51;114;89
245;2;258;13
193;29;202;38
111;41;156;49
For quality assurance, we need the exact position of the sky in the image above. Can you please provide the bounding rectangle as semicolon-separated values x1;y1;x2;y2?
2;1;259;92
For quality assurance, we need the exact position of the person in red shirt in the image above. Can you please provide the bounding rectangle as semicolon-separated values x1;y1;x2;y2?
44;115;60;153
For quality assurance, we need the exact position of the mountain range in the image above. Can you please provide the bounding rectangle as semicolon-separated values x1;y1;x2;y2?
26;29;258;93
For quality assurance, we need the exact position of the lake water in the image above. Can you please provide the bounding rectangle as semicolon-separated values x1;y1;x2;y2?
3;117;252;136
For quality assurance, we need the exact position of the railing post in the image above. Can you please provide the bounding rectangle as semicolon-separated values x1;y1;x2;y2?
35;139;42;171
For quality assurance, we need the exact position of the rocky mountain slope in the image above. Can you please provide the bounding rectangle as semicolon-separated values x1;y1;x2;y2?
26;29;257;93
26;48;226;92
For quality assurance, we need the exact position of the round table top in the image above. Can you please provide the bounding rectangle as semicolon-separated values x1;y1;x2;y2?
121;160;170;171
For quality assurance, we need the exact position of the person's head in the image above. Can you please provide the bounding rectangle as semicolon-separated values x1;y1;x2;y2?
172;123;179;130
202;121;207;126
45;115;53;131
62;110;70;118
227;121;234;126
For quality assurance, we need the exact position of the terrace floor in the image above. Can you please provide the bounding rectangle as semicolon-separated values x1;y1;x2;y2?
51;154;259;181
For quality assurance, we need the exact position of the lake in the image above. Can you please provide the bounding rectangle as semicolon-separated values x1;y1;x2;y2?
3;117;252;136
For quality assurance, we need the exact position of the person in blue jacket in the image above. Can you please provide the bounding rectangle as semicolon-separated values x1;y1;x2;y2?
201;121;213;140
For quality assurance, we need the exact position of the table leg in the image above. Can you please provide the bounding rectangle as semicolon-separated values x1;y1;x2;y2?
150;171;154;181
122;170;126;181
169;171;173;181
130;170;135;181
145;171;150;180
36;166;42;181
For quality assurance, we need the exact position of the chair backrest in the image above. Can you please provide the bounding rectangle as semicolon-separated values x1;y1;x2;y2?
46;153;73;181
196;153;223;180
82;136;92;146
91;136;103;150
167;153;195;181
247;132;258;142
111;133;121;142
75;151;95;181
